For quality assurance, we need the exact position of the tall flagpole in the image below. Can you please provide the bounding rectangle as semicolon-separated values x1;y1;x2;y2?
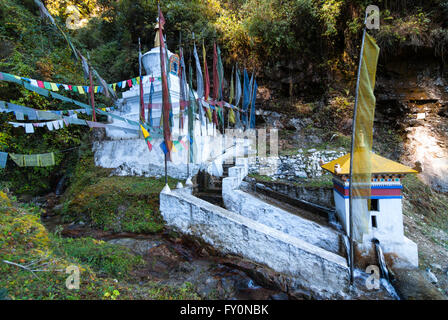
138;37;144;138
158;2;170;187
348;11;368;285
88;62;96;122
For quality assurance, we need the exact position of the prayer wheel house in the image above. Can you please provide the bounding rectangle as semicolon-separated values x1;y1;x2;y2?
321;153;419;268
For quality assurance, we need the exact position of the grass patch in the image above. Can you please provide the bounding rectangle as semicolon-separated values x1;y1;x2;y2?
62;153;179;233
138;281;200;300
300;174;334;188
0;191;130;299
248;173;273;183
50;237;144;279
402;174;448;232
0;191;200;300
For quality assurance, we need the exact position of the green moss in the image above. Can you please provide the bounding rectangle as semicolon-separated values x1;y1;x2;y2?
62;154;178;233
300;174;333;188
248;173;273;183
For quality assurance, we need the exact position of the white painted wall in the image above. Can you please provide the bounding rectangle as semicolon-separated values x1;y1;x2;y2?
332;181;418;268
223;169;343;254
160;186;350;298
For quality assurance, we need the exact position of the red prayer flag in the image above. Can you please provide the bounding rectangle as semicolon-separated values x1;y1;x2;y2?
146;139;153;151
212;42;219;101
159;5;171;161
37;80;44;88
203;42;210;101
139;76;145;123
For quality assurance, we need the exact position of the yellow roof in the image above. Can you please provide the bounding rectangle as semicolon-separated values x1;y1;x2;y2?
321;152;418;175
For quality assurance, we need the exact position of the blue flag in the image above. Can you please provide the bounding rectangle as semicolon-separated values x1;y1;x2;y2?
250;78;257;129
242;69;250;126
148;79;154;127
160;141;168;154
0;152;7;168
193;43;204;125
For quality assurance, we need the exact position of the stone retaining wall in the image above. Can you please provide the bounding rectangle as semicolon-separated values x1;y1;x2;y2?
160;187;350;298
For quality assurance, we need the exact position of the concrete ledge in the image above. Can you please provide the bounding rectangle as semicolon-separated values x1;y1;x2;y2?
160;187;350;298
223;188;342;254
382;236;419;268
223;160;342;255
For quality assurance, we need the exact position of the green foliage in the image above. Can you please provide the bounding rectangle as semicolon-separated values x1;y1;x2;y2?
51;236;144;279
0;191;200;300
0;191;127;300
318;0;344;39
0;0;96;195
62;153;178;233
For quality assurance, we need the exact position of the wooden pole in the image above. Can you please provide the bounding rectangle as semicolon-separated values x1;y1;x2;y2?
88;64;96;122
164;152;168;185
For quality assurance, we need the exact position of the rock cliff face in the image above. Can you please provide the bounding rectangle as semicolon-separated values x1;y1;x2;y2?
257;50;448;193
375;53;448;192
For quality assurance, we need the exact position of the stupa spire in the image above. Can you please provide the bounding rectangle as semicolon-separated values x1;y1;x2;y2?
154;18;164;48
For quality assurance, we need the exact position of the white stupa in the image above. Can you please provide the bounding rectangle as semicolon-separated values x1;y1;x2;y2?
93;22;249;179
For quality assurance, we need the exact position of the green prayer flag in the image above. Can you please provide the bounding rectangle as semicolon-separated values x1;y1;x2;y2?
39;153;55;167
24;155;39;167
9;154;24;167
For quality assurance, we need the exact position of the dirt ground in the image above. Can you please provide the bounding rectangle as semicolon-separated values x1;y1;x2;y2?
402;197;448;299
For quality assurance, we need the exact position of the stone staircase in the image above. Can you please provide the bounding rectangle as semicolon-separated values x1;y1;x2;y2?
193;161;235;208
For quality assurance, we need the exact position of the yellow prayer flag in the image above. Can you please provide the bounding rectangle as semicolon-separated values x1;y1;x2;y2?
140;125;150;139
229;109;235;124
78;86;85;94
351;32;380;241
206;108;212;122
171;141;177;152
50;83;59;91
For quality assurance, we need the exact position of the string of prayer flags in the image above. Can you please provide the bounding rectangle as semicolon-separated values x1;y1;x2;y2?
173;140;183;151
179;138;188;150
0;72;160;96
8;152;55;167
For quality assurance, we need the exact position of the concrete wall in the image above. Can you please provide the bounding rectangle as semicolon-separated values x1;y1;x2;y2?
223;185;342;255
245;177;334;208
160;186;350;298
249;149;345;180
333;187;418;268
